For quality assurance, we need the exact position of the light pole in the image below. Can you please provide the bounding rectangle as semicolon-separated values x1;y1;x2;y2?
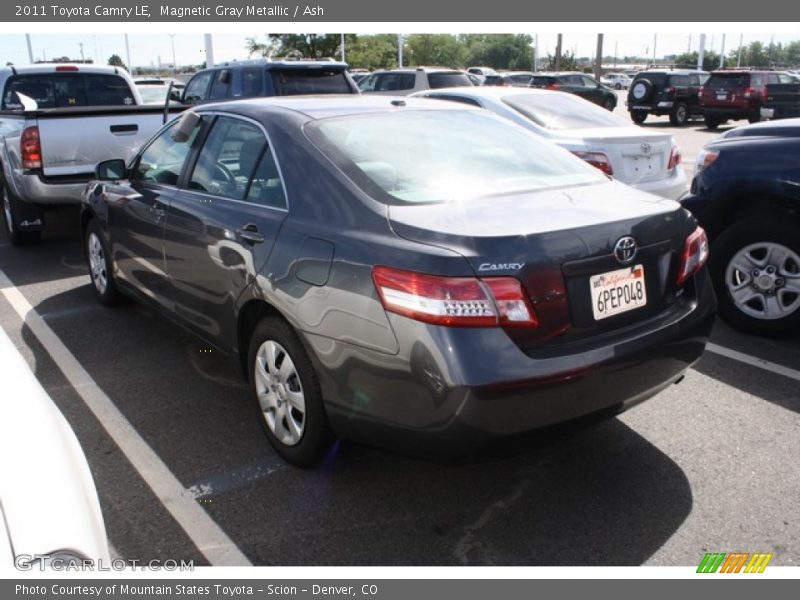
169;34;177;74
124;34;132;74
398;34;404;68
340;33;345;63
25;34;34;63
204;34;214;69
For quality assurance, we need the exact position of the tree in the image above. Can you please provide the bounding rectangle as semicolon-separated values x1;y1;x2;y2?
107;54;127;71
462;34;534;70
345;35;398;70
405;34;465;68
247;34;347;60
673;50;721;71
546;50;577;71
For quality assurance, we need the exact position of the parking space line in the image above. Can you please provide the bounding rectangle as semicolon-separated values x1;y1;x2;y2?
706;343;800;384
0;266;252;566
187;456;286;500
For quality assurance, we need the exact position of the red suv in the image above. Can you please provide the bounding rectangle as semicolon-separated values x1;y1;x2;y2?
700;70;795;129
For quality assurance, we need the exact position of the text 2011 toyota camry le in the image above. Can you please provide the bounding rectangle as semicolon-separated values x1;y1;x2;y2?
81;96;716;466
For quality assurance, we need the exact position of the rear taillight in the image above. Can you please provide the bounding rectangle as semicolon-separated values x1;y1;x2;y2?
55;65;79;72
699;86;705;95
743;86;754;98
545;82;560;90
663;86;675;95
572;151;613;176
372;266;538;328
668;144;682;170
21;126;42;169
676;226;710;287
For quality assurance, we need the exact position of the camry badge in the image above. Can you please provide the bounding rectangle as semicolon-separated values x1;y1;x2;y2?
614;236;638;264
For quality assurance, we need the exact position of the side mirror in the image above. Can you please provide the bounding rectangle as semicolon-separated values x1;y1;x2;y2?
96;159;127;181
170;110;201;142
168;89;182;102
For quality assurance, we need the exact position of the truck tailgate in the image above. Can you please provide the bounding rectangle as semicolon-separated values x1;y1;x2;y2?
35;107;182;178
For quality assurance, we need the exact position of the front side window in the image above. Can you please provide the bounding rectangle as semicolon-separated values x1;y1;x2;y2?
209;70;231;100
134;120;204;186
183;71;213;103
307;110;605;205
188;116;266;200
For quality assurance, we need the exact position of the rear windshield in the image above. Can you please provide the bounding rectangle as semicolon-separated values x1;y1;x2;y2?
2;73;135;109
706;74;750;88
306;110;605;205
427;72;473;88
271;68;353;95
530;76;556;86
503;92;629;130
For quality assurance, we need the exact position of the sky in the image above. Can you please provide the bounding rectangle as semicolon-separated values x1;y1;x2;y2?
0;32;797;69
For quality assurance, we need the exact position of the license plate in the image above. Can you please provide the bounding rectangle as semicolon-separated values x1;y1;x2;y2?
716;93;727;100
631;106;651;111
590;265;647;321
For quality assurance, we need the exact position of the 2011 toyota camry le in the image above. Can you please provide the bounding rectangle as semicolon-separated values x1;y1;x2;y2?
80;96;716;466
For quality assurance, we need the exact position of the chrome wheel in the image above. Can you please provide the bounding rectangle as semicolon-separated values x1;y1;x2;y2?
87;232;108;294
254;340;306;446
2;187;13;233
725;241;800;321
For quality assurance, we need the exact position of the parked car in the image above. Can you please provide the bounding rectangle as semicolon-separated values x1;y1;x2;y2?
412;87;687;199
135;78;185;105
627;68;709;125
762;80;800;120
467;66;498;78
530;72;618;110
0;326;110;569
700;70;797;129
358;67;473;95
600;73;632;90
180;59;359;105
481;71;535;87
81;96;715;466
0;63;184;245
681;118;800;336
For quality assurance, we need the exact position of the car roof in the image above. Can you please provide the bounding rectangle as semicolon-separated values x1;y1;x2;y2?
195;95;481;121
636;69;708;75
208;59;349;70
370;67;465;74
411;86;558;100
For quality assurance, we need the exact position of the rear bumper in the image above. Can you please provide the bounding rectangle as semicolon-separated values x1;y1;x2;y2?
702;106;758;120
309;269;716;457
625;167;688;200
7;170;90;207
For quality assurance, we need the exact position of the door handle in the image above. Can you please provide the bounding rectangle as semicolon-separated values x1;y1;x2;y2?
110;124;139;135
150;203;166;220
238;223;265;244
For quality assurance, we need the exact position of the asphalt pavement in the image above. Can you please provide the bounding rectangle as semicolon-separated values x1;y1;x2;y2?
0;106;798;566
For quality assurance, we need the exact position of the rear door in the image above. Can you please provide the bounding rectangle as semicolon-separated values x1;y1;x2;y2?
163;113;289;348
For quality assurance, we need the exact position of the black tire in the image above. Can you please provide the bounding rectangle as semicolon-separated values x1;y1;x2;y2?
248;316;334;466
631;110;648;124
709;219;800;338
1;178;42;246
704;116;722;130
602;96;616;111
84;219;123;306
669;102;689;126
748;112;761;124
629;79;654;103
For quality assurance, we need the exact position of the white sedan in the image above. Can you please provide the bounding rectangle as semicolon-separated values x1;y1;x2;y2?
412;86;688;200
600;73;632;89
0;327;110;570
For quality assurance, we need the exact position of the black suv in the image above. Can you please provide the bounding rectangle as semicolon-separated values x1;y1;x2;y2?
529;72;617;110
627;69;709;125
180;59;359;104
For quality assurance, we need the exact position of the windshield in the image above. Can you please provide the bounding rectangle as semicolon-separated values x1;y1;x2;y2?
502;92;629;130
306;110;605;205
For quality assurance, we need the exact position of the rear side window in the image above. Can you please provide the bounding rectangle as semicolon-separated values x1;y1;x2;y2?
246;147;287;209
427;72;473;88
271;68;353;95
209;70;231;100
667;75;689;86
530;76;555;87
633;73;666;87
2;74;133;109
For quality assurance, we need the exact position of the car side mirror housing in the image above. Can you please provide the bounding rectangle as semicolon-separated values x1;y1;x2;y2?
171;110;201;142
168;89;182;102
95;159;127;181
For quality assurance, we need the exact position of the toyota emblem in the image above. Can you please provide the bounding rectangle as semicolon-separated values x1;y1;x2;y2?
640;142;651;154
614;236;638;264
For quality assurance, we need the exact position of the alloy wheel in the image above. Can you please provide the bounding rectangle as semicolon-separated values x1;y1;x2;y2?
254;340;306;446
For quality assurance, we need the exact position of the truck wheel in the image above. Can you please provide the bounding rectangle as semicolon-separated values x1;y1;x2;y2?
710;219;800;337
248;316;335;467
603;97;616;111
1;180;42;246
85;219;123;306
669;102;689;125
631;110;647;124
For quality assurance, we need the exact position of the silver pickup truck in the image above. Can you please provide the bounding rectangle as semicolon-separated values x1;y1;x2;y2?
0;64;183;245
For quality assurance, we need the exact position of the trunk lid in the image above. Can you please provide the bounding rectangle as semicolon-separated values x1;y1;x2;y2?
388;180;696;348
